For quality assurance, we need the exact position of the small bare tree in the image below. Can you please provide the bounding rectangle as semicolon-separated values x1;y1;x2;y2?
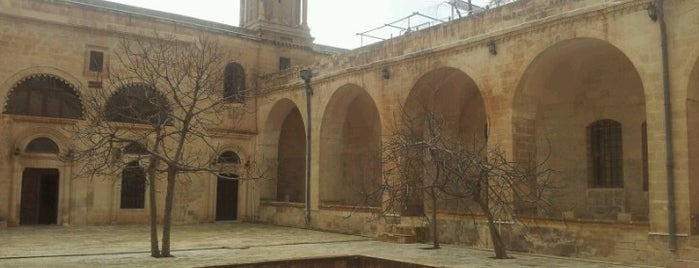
72;34;260;258
380;104;554;259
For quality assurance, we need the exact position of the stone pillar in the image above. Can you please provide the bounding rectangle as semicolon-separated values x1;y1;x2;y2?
302;0;308;28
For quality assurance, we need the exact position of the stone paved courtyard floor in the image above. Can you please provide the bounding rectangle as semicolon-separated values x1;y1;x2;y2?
0;222;657;267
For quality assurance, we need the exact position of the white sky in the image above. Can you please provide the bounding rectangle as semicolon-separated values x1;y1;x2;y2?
106;0;492;49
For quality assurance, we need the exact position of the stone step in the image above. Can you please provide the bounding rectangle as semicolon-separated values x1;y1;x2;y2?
378;233;419;244
672;259;699;268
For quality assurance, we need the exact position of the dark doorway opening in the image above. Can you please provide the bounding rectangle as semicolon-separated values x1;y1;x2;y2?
20;168;60;225
216;174;239;221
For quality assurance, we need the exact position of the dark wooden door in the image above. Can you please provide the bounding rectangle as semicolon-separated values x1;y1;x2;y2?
216;174;238;221
20;168;59;225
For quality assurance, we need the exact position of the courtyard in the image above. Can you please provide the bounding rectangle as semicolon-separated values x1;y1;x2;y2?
0;222;654;267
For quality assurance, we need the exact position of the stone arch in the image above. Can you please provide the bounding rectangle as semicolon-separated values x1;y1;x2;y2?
0;67;84;108
512;38;647;220
260;98;306;203
686;57;699;219
217;151;242;164
3;73;83;119
25;137;60;154
319;84;382;207
403;67;487;214
105;83;171;125
16;128;71;156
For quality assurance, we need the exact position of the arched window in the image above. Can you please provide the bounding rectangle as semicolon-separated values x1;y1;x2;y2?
123;142;148;155
587;119;623;188
223;62;245;103
4;74;82;119
120;161;146;209
217;151;241;164
25;137;60;154
105;84;170;125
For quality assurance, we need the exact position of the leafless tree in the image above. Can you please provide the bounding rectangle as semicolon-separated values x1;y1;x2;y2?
380;104;554;259
71;34;263;258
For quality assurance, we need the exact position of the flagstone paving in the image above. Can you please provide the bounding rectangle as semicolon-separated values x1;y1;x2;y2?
0;222;656;267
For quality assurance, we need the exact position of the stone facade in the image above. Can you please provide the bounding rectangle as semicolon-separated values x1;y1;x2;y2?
1;0;699;266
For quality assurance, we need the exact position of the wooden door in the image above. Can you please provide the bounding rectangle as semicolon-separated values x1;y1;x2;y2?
216;174;238;221
20;168;59;225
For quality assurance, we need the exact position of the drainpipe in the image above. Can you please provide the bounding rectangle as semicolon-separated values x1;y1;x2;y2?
300;69;313;228
655;0;677;252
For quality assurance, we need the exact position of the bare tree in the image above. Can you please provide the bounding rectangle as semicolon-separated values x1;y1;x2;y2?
72;34;260;258
380;104;554;259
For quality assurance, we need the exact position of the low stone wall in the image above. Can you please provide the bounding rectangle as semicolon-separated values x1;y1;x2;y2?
206;255;437;268
257;204;677;266
427;213;672;267
258;202;381;237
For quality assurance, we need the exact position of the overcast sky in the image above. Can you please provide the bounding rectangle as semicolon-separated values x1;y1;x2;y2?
106;0;492;49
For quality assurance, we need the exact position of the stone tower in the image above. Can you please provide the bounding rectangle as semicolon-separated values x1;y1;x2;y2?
240;0;312;47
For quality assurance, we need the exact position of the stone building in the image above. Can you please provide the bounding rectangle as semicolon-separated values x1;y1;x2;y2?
1;0;698;266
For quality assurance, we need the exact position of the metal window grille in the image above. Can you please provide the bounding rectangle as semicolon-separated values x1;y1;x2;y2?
587;119;623;188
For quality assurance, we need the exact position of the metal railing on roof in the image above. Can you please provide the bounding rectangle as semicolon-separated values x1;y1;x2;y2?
356;0;486;47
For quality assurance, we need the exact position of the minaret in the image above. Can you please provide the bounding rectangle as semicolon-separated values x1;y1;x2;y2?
240;0;312;47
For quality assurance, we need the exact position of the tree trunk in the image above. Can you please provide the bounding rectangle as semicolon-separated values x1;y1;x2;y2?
148;163;160;257
479;200;508;259
160;167;177;257
430;187;440;249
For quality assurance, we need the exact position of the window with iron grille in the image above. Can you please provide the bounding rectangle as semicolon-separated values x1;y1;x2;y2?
587;119;623;188
120;161;146;209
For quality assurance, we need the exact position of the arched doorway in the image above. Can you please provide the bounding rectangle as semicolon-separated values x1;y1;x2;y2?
319;85;381;207
19;137;62;225
513;38;647;220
